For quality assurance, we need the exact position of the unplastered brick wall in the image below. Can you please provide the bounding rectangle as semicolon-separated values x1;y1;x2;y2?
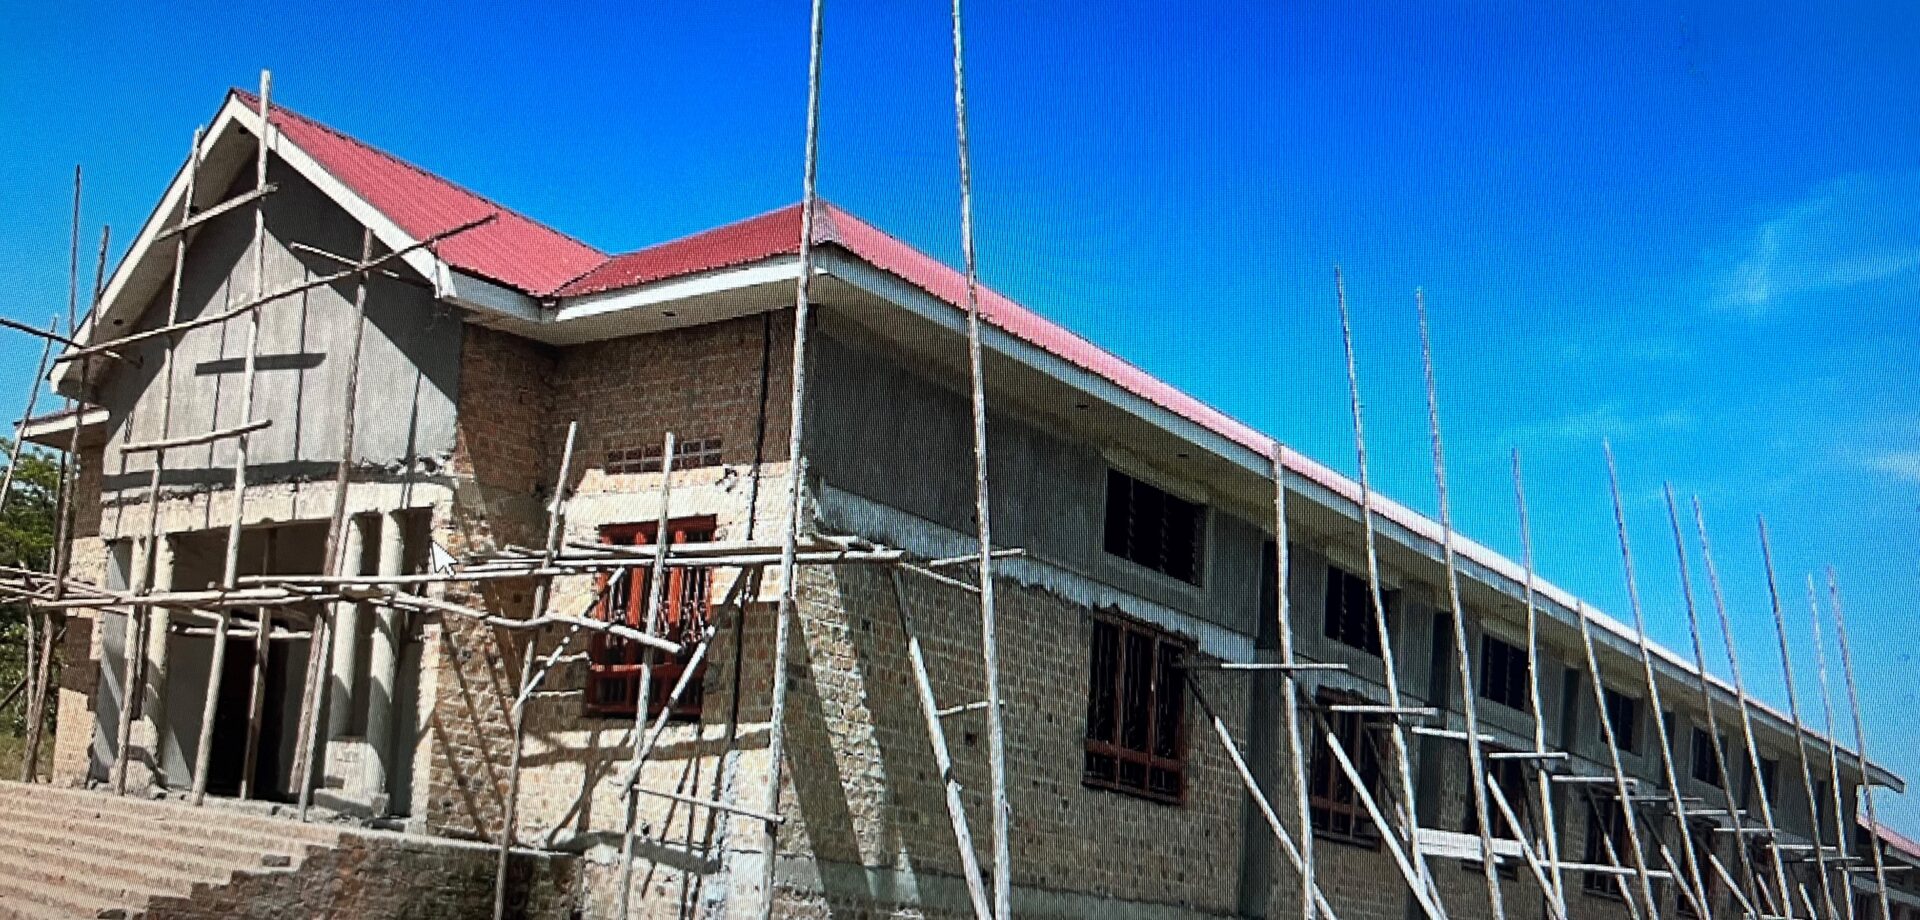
549;311;792;504
423;314;794;846
748;563;1250;917
51;445;108;787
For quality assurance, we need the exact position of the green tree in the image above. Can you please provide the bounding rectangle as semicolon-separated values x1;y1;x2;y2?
0;438;61;773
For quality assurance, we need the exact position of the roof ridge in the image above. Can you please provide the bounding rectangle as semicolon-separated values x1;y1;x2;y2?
230;88;606;257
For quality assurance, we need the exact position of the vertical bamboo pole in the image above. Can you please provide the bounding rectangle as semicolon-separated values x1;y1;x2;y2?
493;420;577;920
1414;292;1508;920
194;72;272;805
1510;450;1567;910
1571;592;1666;920
616;431;677;917
25;167;86;782
221;70;272;594
240;532;275;799
293;226;375;818
1806;577;1852;920
1601;445;1713;917
948;3;1012;915
122;127;206;799
758;0;825;914
1691;499;1796;916
1333;269;1436;902
888;570;992;920
1271;445;1320;920
1758;518;1828;920
1825;571;1890;920
1662;485;1764;917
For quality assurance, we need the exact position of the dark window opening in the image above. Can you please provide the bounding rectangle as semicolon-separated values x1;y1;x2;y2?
1323;565;1384;656
1603;688;1641;755
1308;693;1386;845
1083;613;1189;804
1479;633;1531;712
1582;794;1631;897
1691;727;1726;788
1103;469;1204;585
585;517;716;720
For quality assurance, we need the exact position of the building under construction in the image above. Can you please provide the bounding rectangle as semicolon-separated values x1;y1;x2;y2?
0;66;1909;920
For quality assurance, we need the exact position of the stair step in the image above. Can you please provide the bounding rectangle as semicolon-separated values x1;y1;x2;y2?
0;783;341;847
0;804;318;864
0;880;116;920
0;816;296;878
0;835;209;903
0;847;161;917
3;823;246;889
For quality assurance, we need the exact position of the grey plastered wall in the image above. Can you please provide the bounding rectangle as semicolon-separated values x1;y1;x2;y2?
91;158;463;501
804;315;1266;637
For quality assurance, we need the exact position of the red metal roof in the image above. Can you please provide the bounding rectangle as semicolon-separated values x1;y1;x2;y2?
235;90;605;296
561;202;1274;459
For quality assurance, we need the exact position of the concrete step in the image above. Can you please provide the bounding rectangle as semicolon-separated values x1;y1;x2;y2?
0;782;345;920
0;802;316;866
0;847;150;918
0;878;116;920
0;814;297;879
0;783;342;848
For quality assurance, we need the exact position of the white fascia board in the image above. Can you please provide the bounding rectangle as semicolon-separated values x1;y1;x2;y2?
441;269;543;323
551;256;803;323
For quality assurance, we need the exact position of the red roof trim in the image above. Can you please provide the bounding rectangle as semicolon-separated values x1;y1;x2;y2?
235;90;605;295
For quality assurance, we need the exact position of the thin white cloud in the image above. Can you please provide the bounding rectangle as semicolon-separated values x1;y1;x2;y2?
1863;452;1920;483
1713;172;1920;316
1506;402;1696;448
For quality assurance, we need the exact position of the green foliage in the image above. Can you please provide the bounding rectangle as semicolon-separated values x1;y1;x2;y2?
0;438;60;753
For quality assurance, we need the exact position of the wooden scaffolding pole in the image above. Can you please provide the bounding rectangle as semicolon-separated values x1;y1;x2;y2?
1190;682;1342;920
1807;575;1857;920
1333;268;1439;907
1663;486;1770;917
757;0;825;913
24;166;87;783
1309;706;1448;920
1691;498;1797;917
1414;291;1509;920
1270;445;1321;920
493;420;578;920
292;226;375;819
888;570;993;920
616;431;677;917
110;125;206;798
1825;571;1891;920
948;1;1012;915
1570;586;1665;920
0;320;58;518
1510;450;1568;910
1758;517;1830;920
1602;445;1715;918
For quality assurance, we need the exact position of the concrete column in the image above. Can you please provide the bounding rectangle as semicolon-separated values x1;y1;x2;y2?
364;509;407;811
326;516;369;741
142;536;174;782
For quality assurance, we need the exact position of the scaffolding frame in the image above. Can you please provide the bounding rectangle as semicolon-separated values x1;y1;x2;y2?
0;31;1901;920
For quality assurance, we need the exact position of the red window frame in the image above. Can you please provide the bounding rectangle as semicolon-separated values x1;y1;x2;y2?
1082;613;1190;805
584;516;716;720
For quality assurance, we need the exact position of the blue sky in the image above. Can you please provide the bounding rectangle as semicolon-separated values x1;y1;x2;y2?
4;2;1918;830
